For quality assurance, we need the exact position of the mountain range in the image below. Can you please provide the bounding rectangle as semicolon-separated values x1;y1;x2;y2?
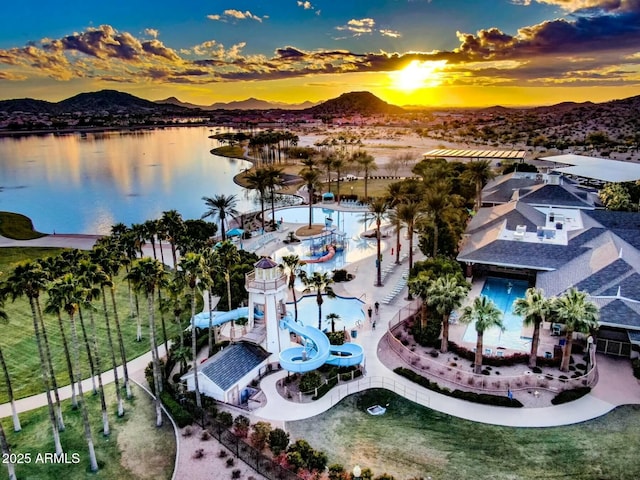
156;96;318;110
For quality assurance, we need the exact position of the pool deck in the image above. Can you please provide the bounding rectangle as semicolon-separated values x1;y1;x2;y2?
2;205;639;431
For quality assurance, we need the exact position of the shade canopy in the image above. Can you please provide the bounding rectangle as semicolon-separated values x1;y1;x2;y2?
539;154;640;183
226;228;245;237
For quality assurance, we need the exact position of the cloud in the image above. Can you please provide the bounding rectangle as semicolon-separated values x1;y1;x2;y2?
207;10;264;23
530;0;640;12
380;29;402;38
336;18;376;36
144;28;159;38
297;1;314;10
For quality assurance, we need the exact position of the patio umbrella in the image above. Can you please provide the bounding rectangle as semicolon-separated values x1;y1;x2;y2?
227;228;245;237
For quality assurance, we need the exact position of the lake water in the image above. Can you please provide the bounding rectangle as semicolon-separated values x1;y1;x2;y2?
0;127;263;234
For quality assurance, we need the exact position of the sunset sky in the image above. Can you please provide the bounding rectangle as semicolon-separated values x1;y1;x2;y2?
1;0;640;107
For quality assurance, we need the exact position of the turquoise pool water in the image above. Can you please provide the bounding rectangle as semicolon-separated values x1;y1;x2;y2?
462;277;531;352
285;294;366;330
273;207;383;274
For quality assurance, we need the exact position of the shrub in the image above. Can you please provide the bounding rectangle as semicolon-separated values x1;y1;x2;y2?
300;371;323;393
218;411;233;428
250;421;272;451
193;448;205;459
226;457;235;467
269;428;290;455
201;430;211;441
233;415;251;438
232;469;241;479
160;391;193;427
218;450;228;458
332;269;351;282
312;378;338;400
551;387;591;405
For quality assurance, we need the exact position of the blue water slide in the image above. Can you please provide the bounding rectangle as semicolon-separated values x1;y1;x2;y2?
278;318;364;373
192;306;262;329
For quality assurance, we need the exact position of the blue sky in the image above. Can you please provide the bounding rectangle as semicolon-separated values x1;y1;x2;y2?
1;1;639;106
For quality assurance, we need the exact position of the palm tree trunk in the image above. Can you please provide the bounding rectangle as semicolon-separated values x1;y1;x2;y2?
88;301;110;434
103;289;124;417
147;293;164;426
308;186;314;229
420;301;427;330
226;273;234;338
110;287;131;399
474;332;484;374
157;289;169;363
54;311;77;408
433;223;439;258
291;277;299;323
561;331;574;372
68;313;99;472
395;227;401;264
77;308;98;394
441;314;450;353
0;347;21;432
0;420;17;480
29;299;63;455
529;321;541;368
317;293;323;330
190;289;202;409
376;220;382;287
207;289;214;357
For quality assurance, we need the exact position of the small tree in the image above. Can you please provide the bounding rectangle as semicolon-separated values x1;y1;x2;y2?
250;421;272;451
268;428;290;455
233;414;251;438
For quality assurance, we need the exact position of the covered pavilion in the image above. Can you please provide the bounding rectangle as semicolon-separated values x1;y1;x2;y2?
423;148;526;162
539;153;640;183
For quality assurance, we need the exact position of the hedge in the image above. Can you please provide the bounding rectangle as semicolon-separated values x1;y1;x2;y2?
551;387;591;405
160;391;193;427
394;367;523;408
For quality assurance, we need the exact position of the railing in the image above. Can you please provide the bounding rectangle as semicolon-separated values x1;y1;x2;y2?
245;270;288;290
385;304;598;395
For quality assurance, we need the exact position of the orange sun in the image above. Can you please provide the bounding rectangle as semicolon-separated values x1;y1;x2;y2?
391;60;447;92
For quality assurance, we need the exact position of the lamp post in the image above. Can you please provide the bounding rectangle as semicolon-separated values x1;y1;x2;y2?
352;465;362;480
586;335;594;378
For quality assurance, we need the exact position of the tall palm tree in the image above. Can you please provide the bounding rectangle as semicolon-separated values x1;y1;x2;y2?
331;155;347;203
426;275;470;353
127;258;167;426
202;193;239;241
244;167;269;231
299;271;336;330
408;271;432;331
91;243;132;399
396;201;423;270
422;180;462;258
0;419;16;480
161;210;185;268
326;313;340;333
460;296;503;374
513;288;551;368
200;249;217;357
178;252;205;409
551;288;599;372
0;292;20;432
463;160;496;211
280;255;303;322
4;262;65;453
47;274;99;472
368;198;388;287
264;165;285;227
216;242;241;336
300;159;320;229
143;219;159;260
76;258;111;434
352;151;378;202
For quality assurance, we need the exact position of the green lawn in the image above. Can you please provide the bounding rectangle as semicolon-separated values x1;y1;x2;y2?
0;247;181;402
2;383;176;480
287;389;640;480
0;212;48;239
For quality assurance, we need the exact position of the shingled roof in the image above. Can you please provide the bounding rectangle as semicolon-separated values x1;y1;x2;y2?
198;342;270;391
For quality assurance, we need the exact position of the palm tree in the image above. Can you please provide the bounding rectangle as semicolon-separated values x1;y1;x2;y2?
90;243;132;399
47;274;99;472
264;165;285;227
299;159;320;229
331;156;347;203
408;271;432;331
513;288;551;368
127;258;168;426
0;292;20;432
161;210;185;268
280;255;303;322
216;242;241;336
551;288;599;372
396;201;423;270
352;151;378;202
4;262;64;454
201;249;218;357
299;271;336;330
422;180;462;258
244;167;269;231
460;296;503;374
368;198;388;287
0;419;16;480
426;275;470;353
463;160;496;211
326;313;340;333
202;194;239;241
178;252;205;409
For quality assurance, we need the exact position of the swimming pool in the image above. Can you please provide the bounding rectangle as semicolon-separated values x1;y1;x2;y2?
273;207;385;274
462;277;531;352
285;294;366;331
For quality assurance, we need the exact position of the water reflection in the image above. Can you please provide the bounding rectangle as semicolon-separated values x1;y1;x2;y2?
0;127;289;234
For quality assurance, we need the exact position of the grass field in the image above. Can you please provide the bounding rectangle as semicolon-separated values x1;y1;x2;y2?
287;389;640;480
2;383;176;480
0;212;48;240
0;247;181;402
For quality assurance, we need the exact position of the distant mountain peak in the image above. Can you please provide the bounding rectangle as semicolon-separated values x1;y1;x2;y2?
304;91;404;116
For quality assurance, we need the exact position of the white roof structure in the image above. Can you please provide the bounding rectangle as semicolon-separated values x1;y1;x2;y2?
423;149;526;160
539;154;640;182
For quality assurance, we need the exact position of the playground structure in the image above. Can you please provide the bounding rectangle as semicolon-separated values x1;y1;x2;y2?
300;214;347;263
191;255;364;375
